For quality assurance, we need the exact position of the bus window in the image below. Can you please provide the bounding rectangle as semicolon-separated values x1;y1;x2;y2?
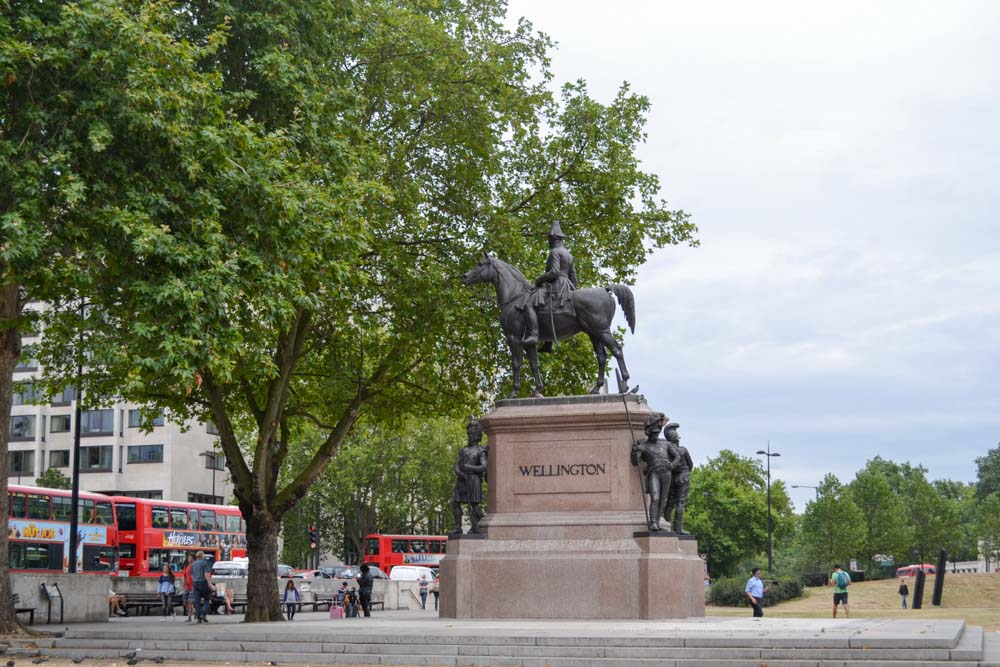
365;538;380;555
188;509;199;530
9;542;63;571
391;539;408;554
429;540;441;554
199;510;216;532
119;544;136;559
83;545;117;572
52;496;72;522
170;508;188;529
226;515;240;533
28;494;51;520
411;540;427;553
76;498;95;524
117;502;137;531
96;501;114;526
240;517;246;533
151;506;169;529
9;493;26;518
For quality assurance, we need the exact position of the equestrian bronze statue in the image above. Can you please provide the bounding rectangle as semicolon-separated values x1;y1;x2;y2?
462;223;635;398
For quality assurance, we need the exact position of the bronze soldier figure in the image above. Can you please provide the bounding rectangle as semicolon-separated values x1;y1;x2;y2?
663;422;694;534
522;221;578;352
451;417;488;534
630;413;677;531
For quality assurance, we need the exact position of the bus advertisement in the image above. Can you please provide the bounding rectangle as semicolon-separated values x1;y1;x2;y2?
362;534;448;573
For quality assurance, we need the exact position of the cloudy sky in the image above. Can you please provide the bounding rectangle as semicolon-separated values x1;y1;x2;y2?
505;0;1000;509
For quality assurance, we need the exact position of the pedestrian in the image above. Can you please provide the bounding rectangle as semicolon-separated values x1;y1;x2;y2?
181;552;196;622
336;581;349;605
190;550;215;623
418;576;429;610
158;563;176;620
744;567;769;618
357;563;374;617
283;580;301;620
830;563;851;618
431;577;440;611
898;579;909;609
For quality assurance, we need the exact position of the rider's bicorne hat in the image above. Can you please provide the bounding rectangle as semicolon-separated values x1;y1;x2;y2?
547;221;566;238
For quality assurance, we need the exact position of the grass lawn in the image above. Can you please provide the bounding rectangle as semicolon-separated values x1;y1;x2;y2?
708;572;1000;631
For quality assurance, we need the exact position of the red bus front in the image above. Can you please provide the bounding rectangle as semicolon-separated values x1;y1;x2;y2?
362;534;448;573
8;485;118;574
113;497;246;576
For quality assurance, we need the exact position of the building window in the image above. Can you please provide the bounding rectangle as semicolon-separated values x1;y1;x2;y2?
14;348;38;372
49;450;70;468
51;386;77;406
206;421;220;435
50;415;71;433
127;444;164;464
187;492;223;505
10;415;36;441
116;490;163;500
80;409;113;436
80;445;112;472
127;409;165;428
9;450;34;475
12;382;36;406
204;452;225;470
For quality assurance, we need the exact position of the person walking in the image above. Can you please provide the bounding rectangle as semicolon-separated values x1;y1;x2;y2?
898;580;909;609
744;567;769;618
190;550;215;623
283;580;301;620
357;563;374;617
158;564;176;620
418;577;429;610
181;552;196;622
830;564;851;618
431;577;440;611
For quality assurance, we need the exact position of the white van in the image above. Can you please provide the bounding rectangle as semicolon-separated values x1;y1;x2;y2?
211;558;249;579
388;565;435;582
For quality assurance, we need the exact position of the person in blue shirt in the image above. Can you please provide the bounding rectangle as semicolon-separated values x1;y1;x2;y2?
157;564;176;621
744;567;770;617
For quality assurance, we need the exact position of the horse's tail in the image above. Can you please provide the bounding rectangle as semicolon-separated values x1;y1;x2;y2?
609;285;635;333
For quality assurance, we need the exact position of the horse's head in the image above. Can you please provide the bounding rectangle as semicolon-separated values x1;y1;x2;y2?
462;253;496;286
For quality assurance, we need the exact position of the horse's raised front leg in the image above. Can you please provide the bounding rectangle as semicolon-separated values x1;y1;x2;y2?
589;334;608;394
526;344;544;398
596;329;629;388
508;339;523;399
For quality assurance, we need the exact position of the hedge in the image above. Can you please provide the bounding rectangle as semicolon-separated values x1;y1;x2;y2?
707;575;803;607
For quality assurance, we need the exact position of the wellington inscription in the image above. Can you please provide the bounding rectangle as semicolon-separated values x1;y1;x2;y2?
513;444;611;494
519;463;607;477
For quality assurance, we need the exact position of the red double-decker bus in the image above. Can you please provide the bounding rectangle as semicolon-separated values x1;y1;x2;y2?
113;497;246;576
362;533;448;573
7;484;118;573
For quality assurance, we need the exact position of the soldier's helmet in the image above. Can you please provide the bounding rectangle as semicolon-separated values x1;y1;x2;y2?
643;413;665;430
547;221;566;238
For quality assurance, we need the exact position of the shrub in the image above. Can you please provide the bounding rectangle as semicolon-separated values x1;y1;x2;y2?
707;575;803;607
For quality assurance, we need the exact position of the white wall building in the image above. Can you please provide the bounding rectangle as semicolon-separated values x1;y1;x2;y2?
10;326;232;504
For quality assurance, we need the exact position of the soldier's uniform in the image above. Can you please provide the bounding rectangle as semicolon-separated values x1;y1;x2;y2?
663;423;694;534
522;221;578;348
631;413;677;531
451;419;488;534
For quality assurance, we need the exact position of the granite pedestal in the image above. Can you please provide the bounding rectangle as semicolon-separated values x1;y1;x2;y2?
439;394;705;619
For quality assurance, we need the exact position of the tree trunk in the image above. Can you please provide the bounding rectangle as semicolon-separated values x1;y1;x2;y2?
243;509;285;622
0;279;23;633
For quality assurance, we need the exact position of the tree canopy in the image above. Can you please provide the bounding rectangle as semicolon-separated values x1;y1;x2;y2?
6;0;695;621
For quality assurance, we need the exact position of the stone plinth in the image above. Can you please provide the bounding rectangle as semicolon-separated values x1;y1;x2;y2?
439;394;705;619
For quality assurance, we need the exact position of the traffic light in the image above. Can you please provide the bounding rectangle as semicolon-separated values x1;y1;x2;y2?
308;525;318;550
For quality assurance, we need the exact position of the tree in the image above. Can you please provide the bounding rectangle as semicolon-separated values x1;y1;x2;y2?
975;444;1000;499
933;479;979;562
685;450;793;578
903;471;959;564
974;493;1000;572
849;465;912;573
2;0;230;632
34;467;72;490
799;474;865;573
25;0;695;622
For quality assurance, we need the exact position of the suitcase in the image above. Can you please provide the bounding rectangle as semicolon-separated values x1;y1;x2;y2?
329;605;344;620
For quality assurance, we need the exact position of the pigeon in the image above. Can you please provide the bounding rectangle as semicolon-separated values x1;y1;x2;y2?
72;660;84;665
151;658;164;664
30;659;46;665
6;659;15;667
126;659;140;666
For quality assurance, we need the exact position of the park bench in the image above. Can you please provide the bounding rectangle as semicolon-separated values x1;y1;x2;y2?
12;593;35;625
125;593;164;616
311;594;383;613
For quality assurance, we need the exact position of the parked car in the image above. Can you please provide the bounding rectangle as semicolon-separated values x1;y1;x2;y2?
212;559;296;579
321;565;361;580
388;565;436;582
368;565;389;580
276;563;295;578
896;564;936;577
290;569;334;580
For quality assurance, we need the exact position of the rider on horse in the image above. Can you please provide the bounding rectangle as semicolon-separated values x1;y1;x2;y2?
522;221;578;351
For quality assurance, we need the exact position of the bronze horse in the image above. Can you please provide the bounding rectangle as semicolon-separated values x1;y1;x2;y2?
462;253;635;398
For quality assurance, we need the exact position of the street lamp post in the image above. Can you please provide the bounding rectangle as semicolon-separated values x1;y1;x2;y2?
199;451;218;504
756;442;781;574
792;484;819;501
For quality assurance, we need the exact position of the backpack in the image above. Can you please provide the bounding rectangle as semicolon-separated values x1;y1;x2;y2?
836;571;849;588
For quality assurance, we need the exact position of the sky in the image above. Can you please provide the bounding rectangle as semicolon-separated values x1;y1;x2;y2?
504;0;1000;510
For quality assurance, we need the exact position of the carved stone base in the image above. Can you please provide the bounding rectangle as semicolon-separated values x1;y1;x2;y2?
439;395;705;620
